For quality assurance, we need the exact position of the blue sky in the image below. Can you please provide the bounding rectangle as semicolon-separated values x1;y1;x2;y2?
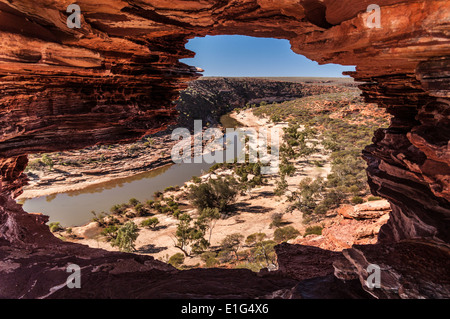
180;35;355;78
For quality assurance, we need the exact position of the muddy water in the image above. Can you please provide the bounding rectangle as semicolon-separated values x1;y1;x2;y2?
20;128;242;227
20;161;215;227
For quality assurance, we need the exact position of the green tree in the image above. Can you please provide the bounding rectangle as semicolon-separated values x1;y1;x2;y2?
197;207;221;243
101;225;118;241
111;221;139;252
221;233;244;261
188;177;238;213
41;154;54;170
250;240;277;269
174;213;209;256
140;217;159;230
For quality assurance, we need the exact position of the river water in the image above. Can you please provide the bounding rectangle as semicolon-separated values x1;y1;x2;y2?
20;161;215;227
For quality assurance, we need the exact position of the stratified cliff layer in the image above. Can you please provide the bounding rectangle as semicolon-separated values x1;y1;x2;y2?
0;0;449;298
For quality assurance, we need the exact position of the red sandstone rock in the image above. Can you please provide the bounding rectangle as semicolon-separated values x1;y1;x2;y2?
293;213;390;251
338;200;391;219
337;205;354;219
334;240;450;299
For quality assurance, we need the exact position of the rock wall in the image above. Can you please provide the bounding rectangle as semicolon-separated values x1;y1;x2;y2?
0;0;449;298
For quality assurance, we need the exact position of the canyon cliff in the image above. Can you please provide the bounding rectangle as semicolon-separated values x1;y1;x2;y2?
0;0;449;298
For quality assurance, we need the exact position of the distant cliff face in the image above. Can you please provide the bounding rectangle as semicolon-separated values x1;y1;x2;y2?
176;78;354;129
0;0;449;299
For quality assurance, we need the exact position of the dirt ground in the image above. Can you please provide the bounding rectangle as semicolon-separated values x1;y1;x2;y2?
65;108;331;266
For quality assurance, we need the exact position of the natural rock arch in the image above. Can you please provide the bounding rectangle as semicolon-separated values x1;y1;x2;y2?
0;0;449;298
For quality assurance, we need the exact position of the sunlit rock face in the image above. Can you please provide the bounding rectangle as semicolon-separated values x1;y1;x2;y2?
0;0;449;299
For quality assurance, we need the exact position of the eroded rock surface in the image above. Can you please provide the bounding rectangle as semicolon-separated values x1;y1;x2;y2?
0;0;449;299
0;192;301;299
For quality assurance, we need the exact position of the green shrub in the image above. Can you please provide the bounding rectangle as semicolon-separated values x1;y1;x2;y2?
279;163;295;177
110;204;124;215
26;159;45;171
140;217;159;229
127;144;140;154
90;211;107;226
41;154;54;170
270;213;284;228
271;115;281;123
245;233;267;246
153;191;163;199
111;221;139;252
128;198;140;206
101;225;118;241
274;176;288;196
351;196;364;204
188;177;238;213
313;160;323;167
200;252;218;268
134;203;147;216
313;204;328;216
368;196;382;201
348;185;360;195
274;226;300;243
191;176;202;184
164;185;179;192
168;253;185;268
304;225;323;236
208;163;223;173
48;222;63;232
217;250;234;263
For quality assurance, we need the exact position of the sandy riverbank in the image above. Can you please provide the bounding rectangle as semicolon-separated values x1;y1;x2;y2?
59;108;335;266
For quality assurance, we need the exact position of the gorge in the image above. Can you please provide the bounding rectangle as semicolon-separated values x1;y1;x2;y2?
0;0;449;299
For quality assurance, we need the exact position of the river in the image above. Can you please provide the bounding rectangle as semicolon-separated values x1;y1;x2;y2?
19;121;244;227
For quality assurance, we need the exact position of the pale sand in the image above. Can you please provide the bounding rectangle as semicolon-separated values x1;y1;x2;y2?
64;108;331;266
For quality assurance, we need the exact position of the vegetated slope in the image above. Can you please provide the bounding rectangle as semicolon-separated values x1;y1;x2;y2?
54;91;392;272
252;91;391;222
175;77;356;129
23;78;355;194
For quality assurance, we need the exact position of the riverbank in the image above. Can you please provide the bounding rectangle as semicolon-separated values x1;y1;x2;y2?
19;78;360;201
18;133;177;200
59;108;330;265
53;107;389;269
29;93;391;271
